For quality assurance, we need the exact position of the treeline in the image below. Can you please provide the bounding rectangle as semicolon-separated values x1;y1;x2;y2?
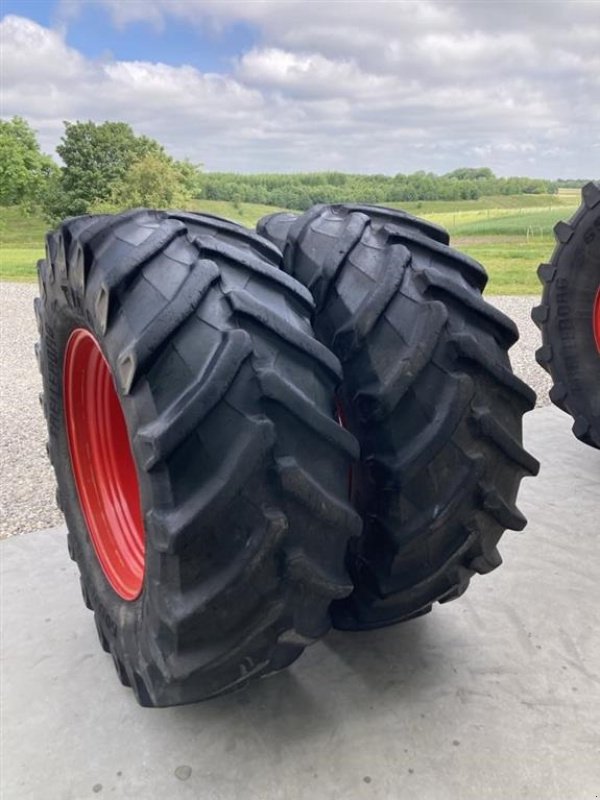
553;178;589;189
200;168;559;210
1;117;576;223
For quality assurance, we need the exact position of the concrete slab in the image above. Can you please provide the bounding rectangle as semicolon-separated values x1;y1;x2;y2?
1;405;599;800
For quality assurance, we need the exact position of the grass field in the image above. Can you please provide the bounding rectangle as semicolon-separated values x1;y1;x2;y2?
0;194;578;293
418;199;574;293
457;241;557;294
390;190;576;216
187;199;293;227
0;248;44;280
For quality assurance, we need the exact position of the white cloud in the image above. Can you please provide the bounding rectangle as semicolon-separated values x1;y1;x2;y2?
0;15;270;169
3;2;600;176
236;48;401;104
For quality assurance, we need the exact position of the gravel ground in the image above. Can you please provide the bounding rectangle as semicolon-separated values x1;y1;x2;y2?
0;282;552;538
490;294;553;406
1;283;65;538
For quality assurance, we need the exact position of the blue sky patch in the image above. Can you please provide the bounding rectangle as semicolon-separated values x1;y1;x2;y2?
2;0;258;71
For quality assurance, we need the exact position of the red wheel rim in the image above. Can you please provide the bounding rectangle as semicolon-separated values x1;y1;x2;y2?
594;287;600;353
63;329;145;600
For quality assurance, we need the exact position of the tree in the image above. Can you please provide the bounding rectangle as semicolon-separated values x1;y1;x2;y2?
445;167;494;181
56;120;165;207
41;120;171;221
174;158;203;198
110;153;193;208
0;117;57;207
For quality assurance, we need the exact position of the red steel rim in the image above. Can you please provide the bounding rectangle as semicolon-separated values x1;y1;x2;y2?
594;287;600;354
63;328;145;600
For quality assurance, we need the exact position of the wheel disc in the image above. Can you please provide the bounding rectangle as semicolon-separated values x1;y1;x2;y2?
63;328;145;600
594;287;600;353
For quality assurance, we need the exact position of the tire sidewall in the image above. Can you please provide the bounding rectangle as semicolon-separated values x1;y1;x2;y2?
41;290;145;668
546;211;600;425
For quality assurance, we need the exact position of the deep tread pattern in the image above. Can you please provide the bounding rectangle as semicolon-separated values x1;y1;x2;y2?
532;181;600;448
191;232;314;312
101;219;188;293
136;330;254;470
336;203;449;245
447;334;536;409
353;301;448;422
257;369;359;458
331;251;408;359
286;549;354;598
117;259;220;394
370;374;474;483
276;457;362;535
35;208;361;705
259;203;539;630
471;408;539;474
479;482;527;531
313;213;372;307
146;418;277;552
167;211;283;266
417;266;519;347
225;288;341;380
153;509;289;630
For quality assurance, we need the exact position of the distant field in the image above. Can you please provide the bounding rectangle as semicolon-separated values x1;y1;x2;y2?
388;192;576;215
449;208;575;238
0;193;579;292
188;199;294;227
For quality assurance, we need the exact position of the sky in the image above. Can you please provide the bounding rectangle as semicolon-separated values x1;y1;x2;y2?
1;0;599;177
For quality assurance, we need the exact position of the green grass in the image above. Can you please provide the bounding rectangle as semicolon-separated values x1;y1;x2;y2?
187;199;295;227
388;192;576;215
0;206;46;279
449;207;577;238
459;240;553;295
0;247;44;281
0;207;48;248
0;193;574;292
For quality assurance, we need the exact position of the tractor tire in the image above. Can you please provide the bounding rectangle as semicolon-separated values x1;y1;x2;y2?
533;181;600;448
258;204;539;630
35;208;361;706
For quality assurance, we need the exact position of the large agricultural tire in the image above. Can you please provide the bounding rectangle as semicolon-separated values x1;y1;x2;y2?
533;181;600;448
258;204;539;630
35;208;361;706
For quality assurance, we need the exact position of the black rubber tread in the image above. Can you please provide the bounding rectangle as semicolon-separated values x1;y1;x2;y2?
532;181;600;448
35;208;361;705
331;203;449;244
258;204;539;630
258;203;488;295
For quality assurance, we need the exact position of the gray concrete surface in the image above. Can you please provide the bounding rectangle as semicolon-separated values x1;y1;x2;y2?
1;405;598;800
